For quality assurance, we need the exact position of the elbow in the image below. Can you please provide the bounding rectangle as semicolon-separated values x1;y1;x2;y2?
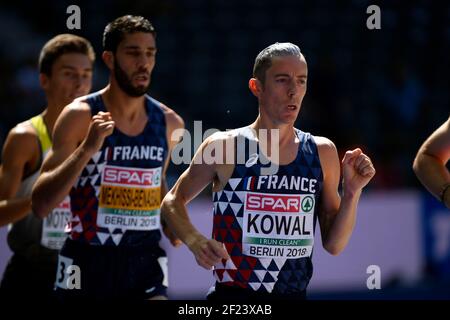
413;151;436;177
412;156;420;175
161;192;176;216
323;242;344;256
31;188;50;219
161;191;186;221
412;156;427;184
325;247;341;256
32;200;48;219
161;192;171;206
162;189;185;207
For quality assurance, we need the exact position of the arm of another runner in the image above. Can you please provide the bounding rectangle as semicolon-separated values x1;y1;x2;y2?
32;101;114;218
0;125;38;226
316;137;376;255
160;105;184;247
413;116;450;208
161;134;230;270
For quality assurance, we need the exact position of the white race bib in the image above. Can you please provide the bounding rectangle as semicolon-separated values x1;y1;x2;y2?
242;192;315;259
97;165;161;231
41;196;71;250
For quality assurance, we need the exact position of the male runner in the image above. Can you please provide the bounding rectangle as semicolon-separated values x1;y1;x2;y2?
32;16;183;300
162;42;376;300
0;34;94;299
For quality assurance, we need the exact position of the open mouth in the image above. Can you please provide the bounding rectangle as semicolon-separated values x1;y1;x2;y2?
135;74;149;81
287;104;297;111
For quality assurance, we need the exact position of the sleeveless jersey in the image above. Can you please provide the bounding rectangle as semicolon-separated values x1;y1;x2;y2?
68;91;168;247
8;115;71;260
212;127;323;294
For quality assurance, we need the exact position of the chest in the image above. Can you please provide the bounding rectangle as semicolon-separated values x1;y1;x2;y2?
112;116;149;137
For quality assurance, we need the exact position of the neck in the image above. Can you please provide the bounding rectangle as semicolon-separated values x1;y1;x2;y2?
250;115;295;145
102;82;146;120
42;99;65;135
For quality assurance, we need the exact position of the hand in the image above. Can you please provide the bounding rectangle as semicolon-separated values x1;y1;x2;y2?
82;111;114;155
188;236;230;270
342;148;376;194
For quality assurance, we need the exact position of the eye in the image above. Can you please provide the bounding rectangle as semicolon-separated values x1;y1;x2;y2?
126;51;140;56
63;71;74;77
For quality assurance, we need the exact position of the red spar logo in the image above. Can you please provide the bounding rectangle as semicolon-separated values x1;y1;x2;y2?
103;166;160;187
245;193;301;213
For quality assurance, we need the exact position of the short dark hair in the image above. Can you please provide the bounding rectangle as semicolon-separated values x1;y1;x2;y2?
39;34;95;76
253;42;302;84
103;15;156;52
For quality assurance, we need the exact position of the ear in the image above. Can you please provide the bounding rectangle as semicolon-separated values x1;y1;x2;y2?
102;51;114;70
39;73;49;91
248;78;262;97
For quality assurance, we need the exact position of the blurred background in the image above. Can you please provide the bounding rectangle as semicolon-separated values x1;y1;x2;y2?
0;0;449;299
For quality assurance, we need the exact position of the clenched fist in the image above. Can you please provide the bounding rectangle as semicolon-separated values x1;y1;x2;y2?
82;111;115;155
342;148;376;194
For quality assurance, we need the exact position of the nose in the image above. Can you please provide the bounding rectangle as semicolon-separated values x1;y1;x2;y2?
73;74;82;88
137;53;152;71
288;80;298;98
74;73;91;92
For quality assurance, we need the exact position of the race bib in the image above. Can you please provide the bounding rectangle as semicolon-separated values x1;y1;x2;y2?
41;196;71;250
97;165;161;231
242;192;315;259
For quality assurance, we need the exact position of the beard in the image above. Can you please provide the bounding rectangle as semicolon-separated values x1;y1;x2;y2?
114;59;150;97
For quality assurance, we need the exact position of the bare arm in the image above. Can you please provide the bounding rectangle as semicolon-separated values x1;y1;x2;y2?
413;116;450;208
160;105;185;199
317;137;376;255
160;105;184;247
161;135;230;269
32;102;114;218
0;125;38;226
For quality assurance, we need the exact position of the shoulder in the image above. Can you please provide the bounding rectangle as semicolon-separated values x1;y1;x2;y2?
204;129;238;146
57;99;92;126
314;136;340;169
67;97;92;115
198;130;239;163
156;103;184;147
5;120;39;148
158;102;184;130
52;100;92;145
2;120;39;161
314;136;337;152
9;119;37;140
